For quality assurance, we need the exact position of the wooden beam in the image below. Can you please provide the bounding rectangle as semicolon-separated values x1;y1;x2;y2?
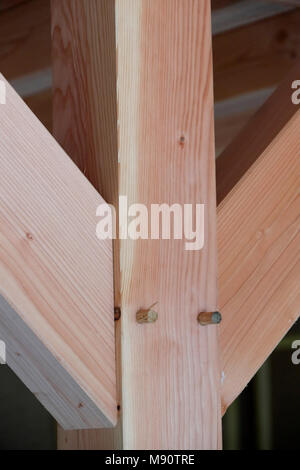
0;0;25;11
214;87;275;156
11;1;300;429
23;89;52;132
265;0;300;6
0;75;117;429
0;0;51;82
11;69;52;99
51;0;121;450
216;61;300;203
217;66;300;414
117;0;220;450
52;0;221;450
213;8;300;102
2;0;300;108
212;0;295;35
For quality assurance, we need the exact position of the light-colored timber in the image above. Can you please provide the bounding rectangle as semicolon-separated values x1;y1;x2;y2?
218;67;300;413
0;0;25;10
0;75;117;430
52;0;221;450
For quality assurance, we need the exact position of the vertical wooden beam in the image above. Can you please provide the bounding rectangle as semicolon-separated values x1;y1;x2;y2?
52;0;221;450
217;65;300;413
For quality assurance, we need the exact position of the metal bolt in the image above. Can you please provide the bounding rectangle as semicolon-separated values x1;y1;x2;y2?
136;303;158;324
197;311;222;326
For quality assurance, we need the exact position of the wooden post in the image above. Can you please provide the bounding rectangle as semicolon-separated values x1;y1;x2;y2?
52;0;221;450
0;75;117;429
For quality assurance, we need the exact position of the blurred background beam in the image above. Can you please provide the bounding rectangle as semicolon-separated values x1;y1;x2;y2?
218;69;300;413
212;0;295;35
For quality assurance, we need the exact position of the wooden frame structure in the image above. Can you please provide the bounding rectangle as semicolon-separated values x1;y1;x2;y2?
0;0;299;450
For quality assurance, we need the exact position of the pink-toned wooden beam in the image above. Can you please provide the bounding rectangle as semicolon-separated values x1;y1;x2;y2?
0;75;117;430
52;0;221;450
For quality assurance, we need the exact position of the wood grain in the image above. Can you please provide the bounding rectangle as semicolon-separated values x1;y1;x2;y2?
53;0;221;450
0;75;117;429
50;0;300;436
24;88;52;132
51;0;118;205
20;82;276;162
212;0;294;35
218;75;300;414
51;0;122;450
